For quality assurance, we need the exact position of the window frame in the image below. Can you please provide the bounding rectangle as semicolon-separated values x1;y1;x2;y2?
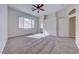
18;16;35;29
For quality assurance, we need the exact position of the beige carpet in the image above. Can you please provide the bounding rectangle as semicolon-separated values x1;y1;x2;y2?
2;35;79;54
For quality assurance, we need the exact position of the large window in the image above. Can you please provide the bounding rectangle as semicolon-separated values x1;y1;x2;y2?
19;16;34;29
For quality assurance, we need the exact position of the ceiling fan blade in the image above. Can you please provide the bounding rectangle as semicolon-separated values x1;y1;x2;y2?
32;9;36;11
32;7;36;11
39;4;44;8
33;5;37;8
40;9;45;11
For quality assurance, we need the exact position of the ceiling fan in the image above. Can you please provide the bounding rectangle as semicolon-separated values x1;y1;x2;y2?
32;4;45;13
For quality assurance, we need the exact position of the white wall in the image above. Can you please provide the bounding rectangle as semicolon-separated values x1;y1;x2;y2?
0;5;8;53
57;9;69;37
76;5;79;48
43;13;57;36
8;8;39;37
43;9;69;37
42;10;69;37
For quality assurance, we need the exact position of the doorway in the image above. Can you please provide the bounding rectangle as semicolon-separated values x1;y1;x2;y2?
69;16;76;38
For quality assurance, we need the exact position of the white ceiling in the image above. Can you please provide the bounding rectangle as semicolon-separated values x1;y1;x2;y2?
8;4;70;17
